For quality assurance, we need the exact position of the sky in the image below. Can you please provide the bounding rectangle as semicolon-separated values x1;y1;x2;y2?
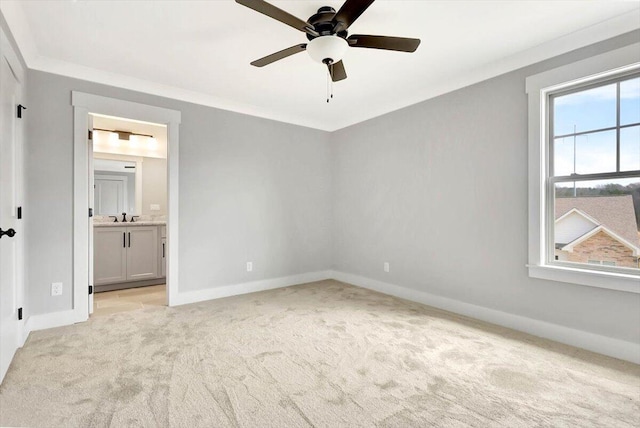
554;76;639;187
552;78;639;261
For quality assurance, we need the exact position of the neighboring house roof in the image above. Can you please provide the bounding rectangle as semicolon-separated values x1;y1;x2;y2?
561;225;640;256
555;195;640;248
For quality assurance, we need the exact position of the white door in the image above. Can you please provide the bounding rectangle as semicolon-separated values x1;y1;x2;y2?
94;176;127;215
88;118;94;314
0;39;24;381
94;227;128;285
126;226;158;281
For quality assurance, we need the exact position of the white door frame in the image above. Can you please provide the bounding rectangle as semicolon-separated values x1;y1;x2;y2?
72;92;181;322
87;121;94;315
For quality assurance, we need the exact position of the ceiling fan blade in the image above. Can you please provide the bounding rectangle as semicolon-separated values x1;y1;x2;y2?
328;60;347;82
347;34;421;52
235;0;318;36
332;0;375;32
251;44;307;67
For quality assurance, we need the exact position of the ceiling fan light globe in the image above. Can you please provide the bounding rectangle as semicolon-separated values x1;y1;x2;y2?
306;36;348;64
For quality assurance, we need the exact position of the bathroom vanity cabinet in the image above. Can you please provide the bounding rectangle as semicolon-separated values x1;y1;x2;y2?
94;224;164;287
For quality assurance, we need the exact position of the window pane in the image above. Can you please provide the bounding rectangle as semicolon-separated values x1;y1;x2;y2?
620;77;640;126
553;130;616;176
553;83;616;136
554;178;640;271
621;125;640;172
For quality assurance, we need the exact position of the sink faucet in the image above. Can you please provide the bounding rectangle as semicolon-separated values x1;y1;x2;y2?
109;216;118;223
121;212;127;223
131;216;140;223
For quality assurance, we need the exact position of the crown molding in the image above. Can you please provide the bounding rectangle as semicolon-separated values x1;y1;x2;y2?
0;0;37;66
3;3;639;132
29;55;334;132
329;9;640;131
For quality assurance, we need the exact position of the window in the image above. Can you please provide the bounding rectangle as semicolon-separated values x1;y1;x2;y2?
550;74;639;273
526;43;640;293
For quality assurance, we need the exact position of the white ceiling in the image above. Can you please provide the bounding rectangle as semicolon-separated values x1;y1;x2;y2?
2;1;639;131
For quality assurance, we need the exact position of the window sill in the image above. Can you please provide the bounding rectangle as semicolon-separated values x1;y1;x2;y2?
528;264;640;294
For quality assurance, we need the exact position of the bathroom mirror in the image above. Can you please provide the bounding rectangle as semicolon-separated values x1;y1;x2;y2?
93;158;140;216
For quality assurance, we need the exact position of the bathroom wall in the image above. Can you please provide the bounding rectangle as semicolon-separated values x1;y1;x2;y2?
141;156;167;216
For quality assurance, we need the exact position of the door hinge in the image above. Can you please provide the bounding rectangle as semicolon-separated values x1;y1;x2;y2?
17;206;22;219
89;285;93;295
18;307;23;320
89;207;93;218
88;130;93;140
17;104;26;118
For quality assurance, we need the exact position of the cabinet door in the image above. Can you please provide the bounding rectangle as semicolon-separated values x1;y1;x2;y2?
161;237;167;278
126;226;158;281
94;227;127;285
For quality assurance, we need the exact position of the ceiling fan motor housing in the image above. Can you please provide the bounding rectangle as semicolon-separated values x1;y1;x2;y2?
306;7;348;40
305;6;349;64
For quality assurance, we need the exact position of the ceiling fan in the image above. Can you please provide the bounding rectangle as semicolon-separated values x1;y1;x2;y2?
236;0;421;83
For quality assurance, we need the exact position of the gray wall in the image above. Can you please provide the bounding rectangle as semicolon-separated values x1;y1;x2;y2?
331;31;640;343
25;72;332;314
25;31;639;345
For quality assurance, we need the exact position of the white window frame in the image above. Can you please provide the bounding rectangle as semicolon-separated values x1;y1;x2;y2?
526;43;640;294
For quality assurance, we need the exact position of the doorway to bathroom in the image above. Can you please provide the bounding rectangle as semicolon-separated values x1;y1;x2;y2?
90;114;168;316
72;92;181;323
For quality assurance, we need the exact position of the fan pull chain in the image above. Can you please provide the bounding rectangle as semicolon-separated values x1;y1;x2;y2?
327;66;331;103
331;76;334;101
326;64;334;103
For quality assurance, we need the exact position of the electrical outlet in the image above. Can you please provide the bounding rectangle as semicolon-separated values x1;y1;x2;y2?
51;282;63;296
150;204;160;211
246;262;253;272
384;262;390;273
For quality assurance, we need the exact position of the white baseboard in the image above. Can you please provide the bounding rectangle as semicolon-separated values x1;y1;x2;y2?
23;309;78;339
172;270;333;306
19;320;28;348
17;272;332;335
18;270;639;364
330;270;640;364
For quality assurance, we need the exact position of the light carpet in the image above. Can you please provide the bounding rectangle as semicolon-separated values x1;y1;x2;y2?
0;280;638;427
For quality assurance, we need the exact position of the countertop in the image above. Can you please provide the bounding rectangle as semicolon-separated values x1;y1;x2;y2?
94;221;166;227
